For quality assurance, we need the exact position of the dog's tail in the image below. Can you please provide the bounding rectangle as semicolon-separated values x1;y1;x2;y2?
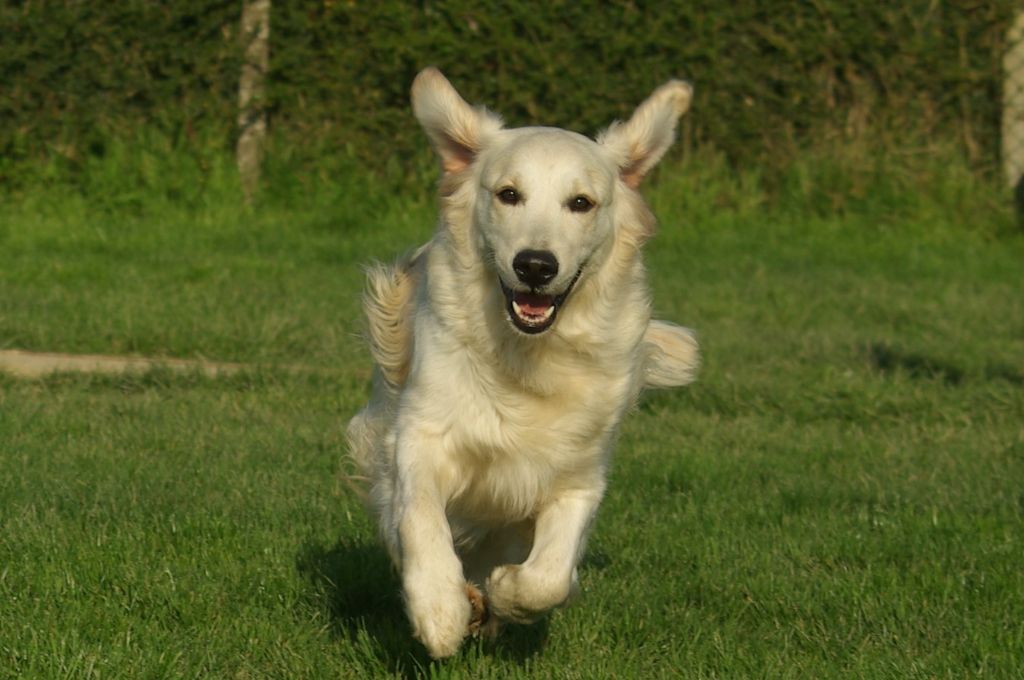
362;246;424;389
347;247;425;479
642;319;700;388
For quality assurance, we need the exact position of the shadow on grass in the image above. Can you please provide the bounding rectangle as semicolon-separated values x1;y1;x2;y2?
296;540;411;668
869;342;965;385
869;342;1024;386
296;539;551;674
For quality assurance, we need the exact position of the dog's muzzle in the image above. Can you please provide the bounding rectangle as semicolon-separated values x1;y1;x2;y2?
500;262;582;335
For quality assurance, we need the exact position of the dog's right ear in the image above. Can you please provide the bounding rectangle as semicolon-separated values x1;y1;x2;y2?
599;80;693;189
411;68;504;175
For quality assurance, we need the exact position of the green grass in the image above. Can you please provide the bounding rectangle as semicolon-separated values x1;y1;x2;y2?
1;142;1023;678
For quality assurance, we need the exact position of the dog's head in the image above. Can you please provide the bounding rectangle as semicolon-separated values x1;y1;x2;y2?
412;68;691;336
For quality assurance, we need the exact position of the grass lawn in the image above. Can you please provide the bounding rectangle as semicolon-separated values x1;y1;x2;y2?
1;152;1023;678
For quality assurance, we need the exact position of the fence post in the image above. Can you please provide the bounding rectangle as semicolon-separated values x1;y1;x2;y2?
237;0;270;205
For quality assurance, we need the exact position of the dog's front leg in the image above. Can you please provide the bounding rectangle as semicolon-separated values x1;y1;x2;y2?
486;486;603;624
395;437;472;659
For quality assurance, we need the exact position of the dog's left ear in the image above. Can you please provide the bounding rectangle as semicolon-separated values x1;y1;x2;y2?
599;80;693;189
411;67;504;175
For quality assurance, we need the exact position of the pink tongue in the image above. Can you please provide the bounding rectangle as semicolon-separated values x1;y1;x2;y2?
515;292;554;316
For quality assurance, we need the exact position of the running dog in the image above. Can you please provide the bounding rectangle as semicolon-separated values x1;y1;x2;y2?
347;67;698;658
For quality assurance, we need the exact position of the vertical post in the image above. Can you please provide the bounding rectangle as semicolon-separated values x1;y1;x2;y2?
1002;9;1024;191
237;0;270;205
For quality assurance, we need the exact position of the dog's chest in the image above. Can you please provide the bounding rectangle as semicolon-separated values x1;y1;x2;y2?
418;346;635;519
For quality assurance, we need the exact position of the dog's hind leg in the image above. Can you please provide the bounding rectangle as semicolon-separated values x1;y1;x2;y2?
642;319;700;389
459;521;534;588
457;521;534;638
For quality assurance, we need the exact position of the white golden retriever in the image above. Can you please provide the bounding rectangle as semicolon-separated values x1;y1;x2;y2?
346;67;699;658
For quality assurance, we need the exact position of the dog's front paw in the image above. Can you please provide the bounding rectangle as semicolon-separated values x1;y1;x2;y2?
405;577;474;659
486;564;572;624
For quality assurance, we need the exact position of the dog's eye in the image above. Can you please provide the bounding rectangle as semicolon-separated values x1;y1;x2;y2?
568;195;594;213
497;188;521;206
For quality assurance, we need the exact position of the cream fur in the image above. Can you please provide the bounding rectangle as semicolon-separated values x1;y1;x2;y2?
346;67;698;659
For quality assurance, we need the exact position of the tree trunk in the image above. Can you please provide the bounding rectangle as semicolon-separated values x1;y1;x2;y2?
237;0;270;205
1002;10;1024;190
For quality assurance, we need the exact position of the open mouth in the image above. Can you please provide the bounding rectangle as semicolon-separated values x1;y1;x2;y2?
500;270;581;335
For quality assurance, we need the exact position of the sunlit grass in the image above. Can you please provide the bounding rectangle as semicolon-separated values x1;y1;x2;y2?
1;137;1022;677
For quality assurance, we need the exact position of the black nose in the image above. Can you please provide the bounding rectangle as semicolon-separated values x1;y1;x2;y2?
513;250;559;287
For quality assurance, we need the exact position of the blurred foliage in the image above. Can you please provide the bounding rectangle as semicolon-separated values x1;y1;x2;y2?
0;1;1017;187
0;2;240;180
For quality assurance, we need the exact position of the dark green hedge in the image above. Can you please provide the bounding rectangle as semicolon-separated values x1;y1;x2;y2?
1;2;239;168
0;1;1016;183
